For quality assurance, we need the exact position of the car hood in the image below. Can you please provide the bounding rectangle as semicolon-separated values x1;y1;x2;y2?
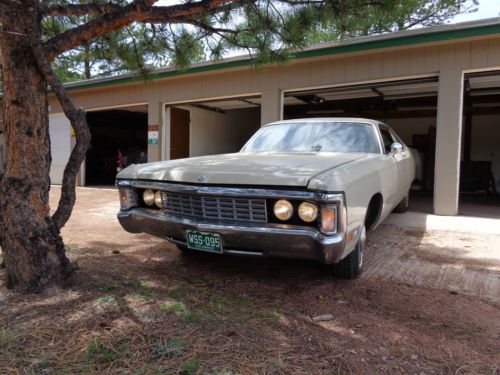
117;152;366;187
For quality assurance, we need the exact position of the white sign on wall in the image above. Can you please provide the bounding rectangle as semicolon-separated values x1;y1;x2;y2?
148;124;159;145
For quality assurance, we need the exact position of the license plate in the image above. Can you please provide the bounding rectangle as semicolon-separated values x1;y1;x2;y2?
185;230;223;253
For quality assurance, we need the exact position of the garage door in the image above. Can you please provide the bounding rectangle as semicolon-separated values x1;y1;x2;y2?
49;113;71;185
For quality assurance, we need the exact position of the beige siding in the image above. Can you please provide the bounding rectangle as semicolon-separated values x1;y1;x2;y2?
49;36;500;113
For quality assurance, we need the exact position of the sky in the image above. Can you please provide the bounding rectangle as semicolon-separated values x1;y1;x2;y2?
452;0;500;23
156;0;500;25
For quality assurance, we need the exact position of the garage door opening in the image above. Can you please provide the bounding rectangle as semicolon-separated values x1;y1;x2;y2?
284;78;439;213
85;105;148;186
167;96;261;160
460;71;500;218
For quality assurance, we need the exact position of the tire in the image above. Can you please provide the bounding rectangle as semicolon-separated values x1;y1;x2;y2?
393;191;409;213
333;226;365;279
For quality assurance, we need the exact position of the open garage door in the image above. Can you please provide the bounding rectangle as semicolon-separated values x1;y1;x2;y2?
85;105;148;186
460;71;500;218
284;78;439;213
167;95;261;159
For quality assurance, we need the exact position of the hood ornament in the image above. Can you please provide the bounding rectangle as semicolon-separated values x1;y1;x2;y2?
197;174;206;182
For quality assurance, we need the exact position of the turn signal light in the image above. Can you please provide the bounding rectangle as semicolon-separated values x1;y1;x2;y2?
321;205;337;233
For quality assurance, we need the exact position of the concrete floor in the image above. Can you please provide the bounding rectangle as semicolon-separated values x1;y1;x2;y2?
409;191;500;219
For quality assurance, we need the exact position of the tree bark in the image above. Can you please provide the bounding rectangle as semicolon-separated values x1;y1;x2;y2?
0;1;75;292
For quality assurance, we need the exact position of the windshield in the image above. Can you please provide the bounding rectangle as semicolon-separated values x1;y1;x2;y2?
241;121;381;154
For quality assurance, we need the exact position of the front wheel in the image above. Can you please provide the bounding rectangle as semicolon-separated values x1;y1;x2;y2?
333;226;365;279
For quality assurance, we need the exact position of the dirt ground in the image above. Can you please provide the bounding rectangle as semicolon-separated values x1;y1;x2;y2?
1;187;500;374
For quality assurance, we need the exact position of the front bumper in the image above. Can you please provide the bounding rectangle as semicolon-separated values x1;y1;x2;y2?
118;209;348;264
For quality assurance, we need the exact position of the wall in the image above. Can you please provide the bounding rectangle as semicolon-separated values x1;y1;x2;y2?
384;117;436;146
48;37;500;115
470;114;500;191
180;106;260;157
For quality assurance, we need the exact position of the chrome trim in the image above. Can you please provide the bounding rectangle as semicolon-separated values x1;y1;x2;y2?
169;236;264;257
390;142;403;154
161;191;268;223
117;179;321;200
117;207;349;264
320;193;344;203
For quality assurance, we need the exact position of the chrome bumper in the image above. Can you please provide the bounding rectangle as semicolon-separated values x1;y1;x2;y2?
117;209;348;264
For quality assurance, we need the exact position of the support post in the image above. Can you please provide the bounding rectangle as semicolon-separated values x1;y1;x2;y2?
147;101;162;162
261;89;283;126
434;69;464;216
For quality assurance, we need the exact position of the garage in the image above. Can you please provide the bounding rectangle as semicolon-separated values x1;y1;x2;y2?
41;18;500;215
166;96;261;160
283;74;500;217
460;71;500;218
85;105;148;186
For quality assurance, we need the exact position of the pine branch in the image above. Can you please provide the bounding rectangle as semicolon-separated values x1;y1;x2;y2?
40;3;123;17
43;0;238;61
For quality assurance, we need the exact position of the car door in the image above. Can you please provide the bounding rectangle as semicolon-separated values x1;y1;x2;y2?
377;124;400;209
378;124;411;204
387;126;413;194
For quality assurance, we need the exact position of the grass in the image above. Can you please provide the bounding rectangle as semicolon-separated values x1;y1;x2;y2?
469;322;487;333
181;358;200;375
85;338;120;364
165;283;280;328
153;337;187;359
96;295;116;305
0;329;18;349
267;358;286;372
29;358;52;373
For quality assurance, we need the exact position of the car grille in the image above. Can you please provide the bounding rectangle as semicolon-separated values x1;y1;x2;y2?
160;191;267;223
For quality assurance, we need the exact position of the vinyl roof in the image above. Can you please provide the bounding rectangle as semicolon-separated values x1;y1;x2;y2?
63;17;500;93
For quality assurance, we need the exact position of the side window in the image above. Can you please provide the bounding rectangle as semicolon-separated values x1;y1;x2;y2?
378;126;395;153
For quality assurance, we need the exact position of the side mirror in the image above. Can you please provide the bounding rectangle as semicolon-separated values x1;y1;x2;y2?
390;142;403;154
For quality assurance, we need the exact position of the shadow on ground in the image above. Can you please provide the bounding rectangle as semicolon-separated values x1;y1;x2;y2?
1;237;499;375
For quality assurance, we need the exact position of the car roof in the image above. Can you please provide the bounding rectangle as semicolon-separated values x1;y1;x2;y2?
264;117;380;127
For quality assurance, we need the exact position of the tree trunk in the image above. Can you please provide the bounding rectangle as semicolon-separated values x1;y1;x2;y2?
0;2;74;292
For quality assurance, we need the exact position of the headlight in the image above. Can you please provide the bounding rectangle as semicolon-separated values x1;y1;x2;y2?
154;191;163;208
143;189;155;206
273;199;293;221
298;202;318;222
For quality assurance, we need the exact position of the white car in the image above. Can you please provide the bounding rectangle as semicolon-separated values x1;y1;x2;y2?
116;118;415;278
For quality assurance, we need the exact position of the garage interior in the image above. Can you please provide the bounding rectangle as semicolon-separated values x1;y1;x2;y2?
283;75;500;218
167;96;261;160
85;105;148;186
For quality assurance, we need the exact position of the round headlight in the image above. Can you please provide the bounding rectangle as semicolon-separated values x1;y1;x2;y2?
154;191;163;208
143;189;155;206
274;199;293;221
298;202;318;222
